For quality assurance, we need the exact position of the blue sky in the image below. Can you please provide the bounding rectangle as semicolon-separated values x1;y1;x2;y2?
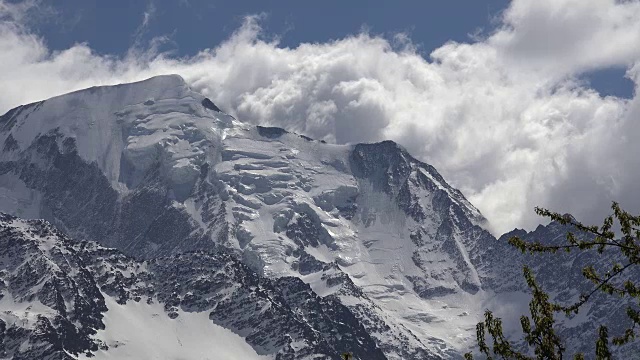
37;1;509;54
28;0;636;99
2;0;640;233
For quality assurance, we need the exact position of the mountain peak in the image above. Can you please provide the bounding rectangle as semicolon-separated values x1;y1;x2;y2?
130;73;187;87
0;74;234;196
101;74;191;99
30;74;192;109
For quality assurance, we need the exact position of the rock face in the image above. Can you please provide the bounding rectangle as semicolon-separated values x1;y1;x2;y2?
0;75;637;359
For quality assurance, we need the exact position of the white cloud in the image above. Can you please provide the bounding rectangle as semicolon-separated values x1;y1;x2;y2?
492;0;640;75
132;2;157;45
0;0;639;235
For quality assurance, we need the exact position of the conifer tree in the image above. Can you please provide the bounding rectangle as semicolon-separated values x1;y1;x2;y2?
466;202;640;359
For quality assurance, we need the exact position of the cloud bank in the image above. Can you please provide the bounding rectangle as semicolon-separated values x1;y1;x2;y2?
1;0;639;235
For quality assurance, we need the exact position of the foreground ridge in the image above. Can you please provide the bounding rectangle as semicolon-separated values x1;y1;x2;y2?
0;213;386;359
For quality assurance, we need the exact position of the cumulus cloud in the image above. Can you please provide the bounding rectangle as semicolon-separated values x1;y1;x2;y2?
0;0;639;235
492;0;640;75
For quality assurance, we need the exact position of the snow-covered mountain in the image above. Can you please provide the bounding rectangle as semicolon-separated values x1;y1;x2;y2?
0;75;636;359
